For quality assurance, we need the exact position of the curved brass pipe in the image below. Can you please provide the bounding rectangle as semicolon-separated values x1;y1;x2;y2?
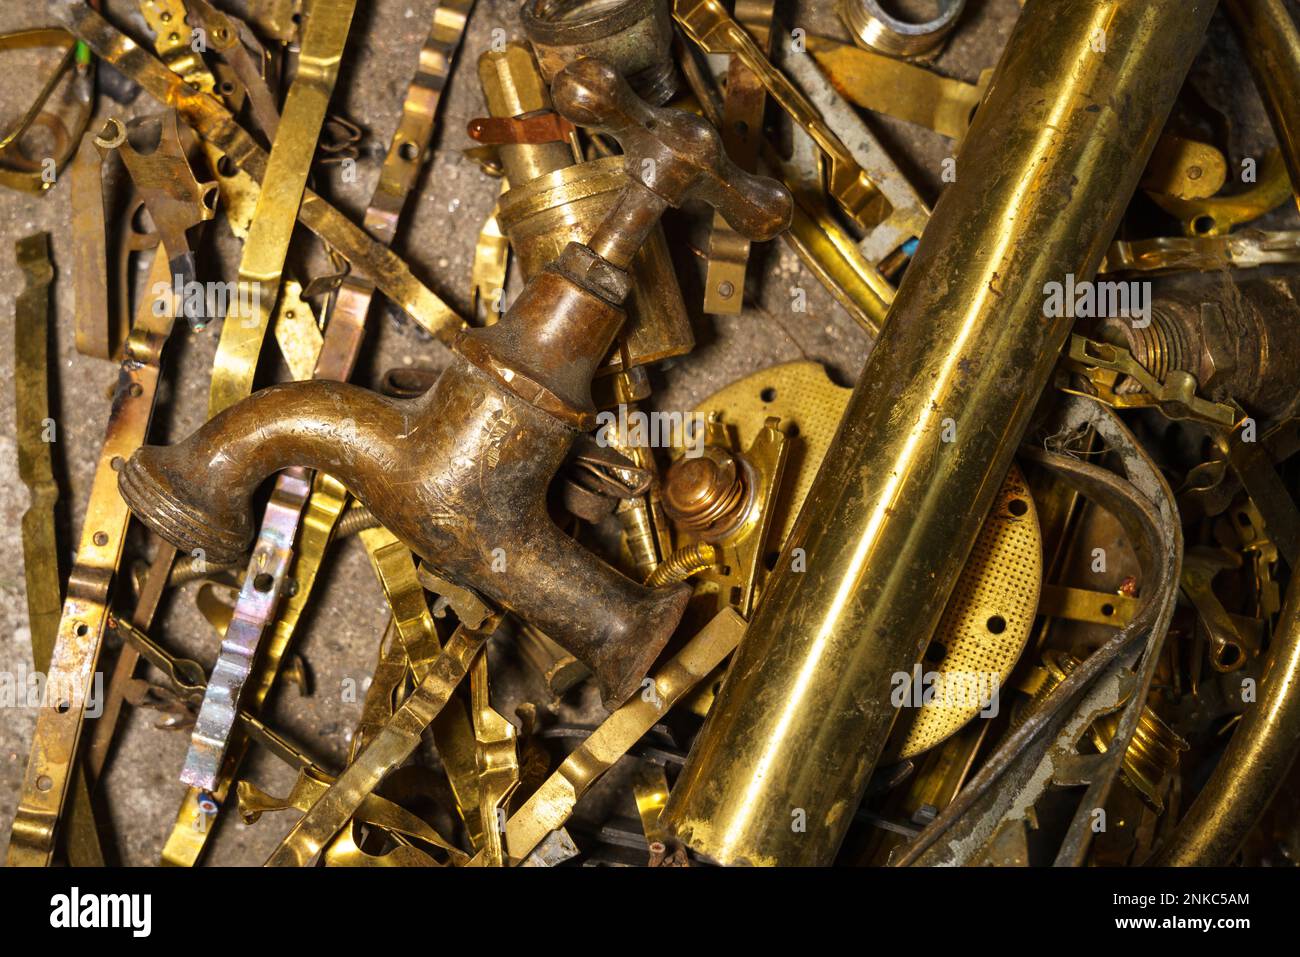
1150;576;1300;865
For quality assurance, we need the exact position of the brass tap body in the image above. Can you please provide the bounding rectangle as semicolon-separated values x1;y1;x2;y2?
118;58;791;707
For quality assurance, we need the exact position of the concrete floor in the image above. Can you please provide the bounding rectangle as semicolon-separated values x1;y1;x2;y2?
0;0;1290;865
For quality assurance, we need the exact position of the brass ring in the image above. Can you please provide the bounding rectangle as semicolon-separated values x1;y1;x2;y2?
521;0;678;105
836;0;966;59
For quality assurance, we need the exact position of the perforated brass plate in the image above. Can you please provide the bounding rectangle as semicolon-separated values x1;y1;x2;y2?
694;361;1041;755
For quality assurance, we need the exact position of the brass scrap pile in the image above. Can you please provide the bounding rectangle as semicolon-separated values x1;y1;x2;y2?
4;0;1300;868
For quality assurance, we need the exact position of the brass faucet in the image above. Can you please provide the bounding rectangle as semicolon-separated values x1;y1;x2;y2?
118;58;792;707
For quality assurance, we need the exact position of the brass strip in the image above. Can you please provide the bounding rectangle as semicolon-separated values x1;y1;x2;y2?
179;470;311;789
14;233;105;867
160;471;348;865
358;527;442;670
1224;0;1300;208
702;0;774;315
1148;148;1293;237
767;131;891;335
633;762;671;847
50;1;463;344
1038;584;1140;627
469;654;520;865
364;0;473;245
471;193;510;325
355;532;486;848
352;620;407;756
139;0;215;92
241;769;467;865
317;0;475;375
779;40;930;267
676;38;890;332
272;280;325;380
85;543;177;782
15;233;60;675
265;620;497;866
8;251;177;867
466;608;746;865
187;0;282;141
207;0;357;417
1103;229;1300;274
674;0;891;230
70;136;118;359
805;33;986;140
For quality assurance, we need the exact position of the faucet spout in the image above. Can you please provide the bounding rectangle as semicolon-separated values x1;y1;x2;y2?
120;356;690;706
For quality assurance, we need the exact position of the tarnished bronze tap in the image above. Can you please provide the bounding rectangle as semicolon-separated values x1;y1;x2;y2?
118;58;792;707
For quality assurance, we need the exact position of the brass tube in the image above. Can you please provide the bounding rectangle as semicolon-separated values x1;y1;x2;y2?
479;43;576;186
1225;0;1300;202
661;0;1217;866
1150;575;1300;865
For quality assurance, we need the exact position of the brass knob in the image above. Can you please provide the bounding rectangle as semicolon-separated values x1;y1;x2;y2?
550;57;793;243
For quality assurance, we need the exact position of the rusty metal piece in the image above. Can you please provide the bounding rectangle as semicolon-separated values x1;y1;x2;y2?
522;0;678;105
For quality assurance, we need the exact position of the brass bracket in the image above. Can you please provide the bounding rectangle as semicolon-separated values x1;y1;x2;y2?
674;0;892;231
1063;334;1238;428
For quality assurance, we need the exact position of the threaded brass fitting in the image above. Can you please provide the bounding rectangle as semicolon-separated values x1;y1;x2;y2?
646;542;718;587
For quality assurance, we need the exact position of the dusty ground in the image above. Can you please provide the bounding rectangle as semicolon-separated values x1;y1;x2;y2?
0;0;1290;865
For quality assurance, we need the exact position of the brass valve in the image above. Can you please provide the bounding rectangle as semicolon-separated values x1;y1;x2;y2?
118;57;792;707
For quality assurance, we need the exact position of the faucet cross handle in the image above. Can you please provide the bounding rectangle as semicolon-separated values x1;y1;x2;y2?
551;57;792;267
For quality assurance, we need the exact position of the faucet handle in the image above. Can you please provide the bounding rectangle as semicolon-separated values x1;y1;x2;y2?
551;57;792;243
